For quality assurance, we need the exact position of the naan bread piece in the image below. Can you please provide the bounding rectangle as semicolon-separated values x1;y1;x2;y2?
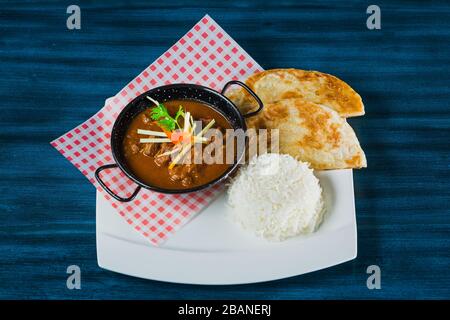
226;68;364;117
247;98;366;169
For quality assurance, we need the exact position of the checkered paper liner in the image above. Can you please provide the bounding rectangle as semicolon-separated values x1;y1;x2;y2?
50;15;262;245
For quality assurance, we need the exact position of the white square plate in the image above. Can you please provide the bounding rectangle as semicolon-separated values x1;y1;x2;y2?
96;169;357;285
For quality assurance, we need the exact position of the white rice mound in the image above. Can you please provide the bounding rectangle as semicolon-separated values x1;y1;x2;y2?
227;153;325;241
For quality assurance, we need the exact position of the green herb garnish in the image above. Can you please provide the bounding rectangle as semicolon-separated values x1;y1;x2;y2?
150;104;184;131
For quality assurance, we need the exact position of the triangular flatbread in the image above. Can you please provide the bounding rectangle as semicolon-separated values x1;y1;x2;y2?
246;98;367;169
227;68;365;118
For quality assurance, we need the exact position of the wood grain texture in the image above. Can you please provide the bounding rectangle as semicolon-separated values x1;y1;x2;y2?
0;0;449;299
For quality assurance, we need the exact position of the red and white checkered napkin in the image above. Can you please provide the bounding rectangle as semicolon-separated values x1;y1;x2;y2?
50;15;262;245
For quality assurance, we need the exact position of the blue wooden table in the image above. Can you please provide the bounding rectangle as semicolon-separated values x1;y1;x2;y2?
0;0;449;299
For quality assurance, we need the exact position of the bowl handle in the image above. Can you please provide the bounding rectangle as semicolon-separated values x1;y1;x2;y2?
221;80;264;118
95;164;141;202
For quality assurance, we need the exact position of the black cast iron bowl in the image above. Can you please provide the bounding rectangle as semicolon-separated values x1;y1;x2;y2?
95;81;263;202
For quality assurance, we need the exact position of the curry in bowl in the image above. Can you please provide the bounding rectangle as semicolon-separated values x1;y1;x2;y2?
123;98;233;190
95;82;263;201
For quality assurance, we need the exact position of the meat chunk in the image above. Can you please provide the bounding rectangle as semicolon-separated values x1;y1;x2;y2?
181;176;193;187
130;144;140;155
141;113;151;124
154;143;172;167
141;142;159;157
168;164;199;187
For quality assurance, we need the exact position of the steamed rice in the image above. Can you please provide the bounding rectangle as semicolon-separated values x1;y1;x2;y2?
227;153;325;241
